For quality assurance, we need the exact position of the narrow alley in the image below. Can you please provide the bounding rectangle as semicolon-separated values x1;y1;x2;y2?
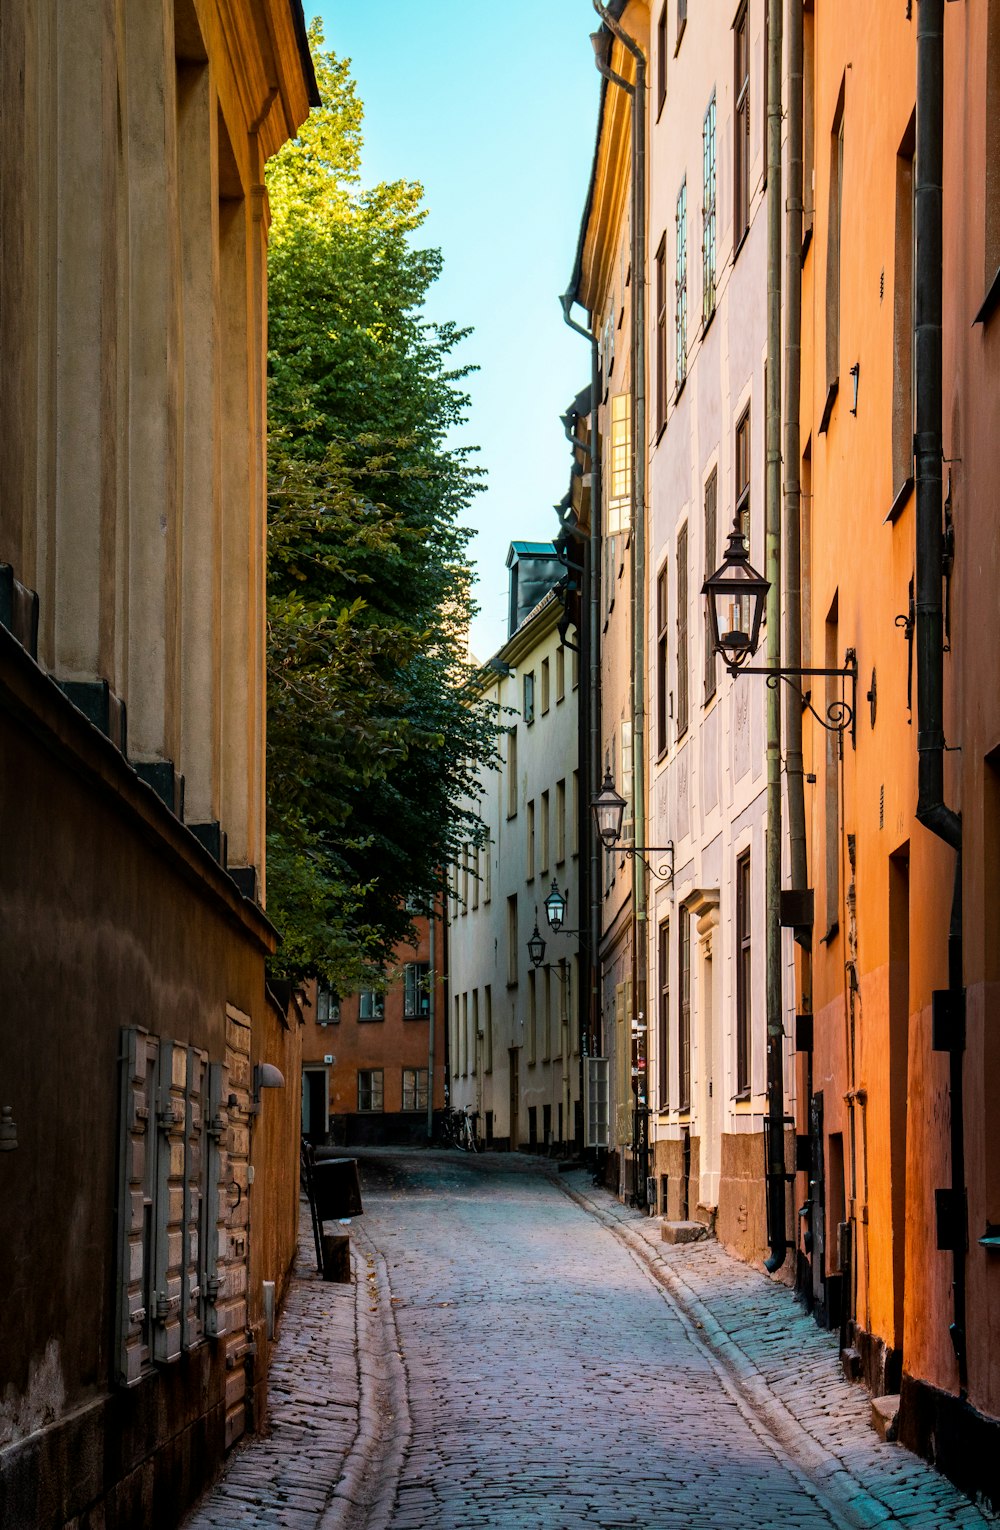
184;1152;995;1530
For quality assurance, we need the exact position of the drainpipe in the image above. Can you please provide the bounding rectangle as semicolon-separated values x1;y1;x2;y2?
763;0;787;1274
561;297;602;1096
427;889;437;1143
783;0;810;1286
914;0;966;1389
592;0;648;1202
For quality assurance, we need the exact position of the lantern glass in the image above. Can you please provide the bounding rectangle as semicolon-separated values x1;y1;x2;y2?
527;922;546;969
592;771;626;847
702;526;769;668
544;881;566;932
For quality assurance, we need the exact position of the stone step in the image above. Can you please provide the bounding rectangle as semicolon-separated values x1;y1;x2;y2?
871;1393;901;1442
660;1219;709;1245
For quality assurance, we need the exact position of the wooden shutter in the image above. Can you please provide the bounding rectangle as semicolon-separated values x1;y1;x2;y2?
202;1061;230;1338
115;1027;158;1387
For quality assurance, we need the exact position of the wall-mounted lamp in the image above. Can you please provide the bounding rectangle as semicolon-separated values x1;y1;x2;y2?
253;1062;286;1110
849;361;860;416
590;773;675;883
702;520;858;742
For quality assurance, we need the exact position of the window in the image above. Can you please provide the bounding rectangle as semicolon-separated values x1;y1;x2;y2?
676;524;689;738
506;728;518;818
572;771;579;854
527;799;535;881
540;790;550;874
358;989;385;1021
702;93;717;322
556;779;566;864
736;407;751;548
403;962;430;1019
402;1068;428;1112
824;82;846;418
358;1070;383;1112
472;843;480;909
655;234;668;431
541;657;550;714
523;670;536;725
527;970;537;1063
736;851;752;1096
824;596;841;938
556;646;566;702
677;0;687;49
657;2;668;114
621;721;634;838
471;990;479;1076
316;984;340;1025
506;895;518;986
484;985;493;1073
658;920;670;1109
734;2;750;248
572;645;579;689
461;992;468;1075
704;470;718;700
542;968;551;1061
892;115;916;503
608;393;632;531
483;838;492;903
675;179;688;388
461;843;469;912
678;914;691;1111
657;564;669;755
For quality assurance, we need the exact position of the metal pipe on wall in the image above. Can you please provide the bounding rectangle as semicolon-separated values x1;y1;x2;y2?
914;0;966;1390
592;0;648;1203
763;0;787;1275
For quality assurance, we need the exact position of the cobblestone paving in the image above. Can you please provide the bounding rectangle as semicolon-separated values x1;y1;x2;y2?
181;1153;998;1530
182;1209;365;1530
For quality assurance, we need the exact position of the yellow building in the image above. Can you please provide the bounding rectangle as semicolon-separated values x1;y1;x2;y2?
0;2;317;1524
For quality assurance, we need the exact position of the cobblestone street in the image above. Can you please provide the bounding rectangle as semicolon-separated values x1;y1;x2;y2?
183;1151;997;1530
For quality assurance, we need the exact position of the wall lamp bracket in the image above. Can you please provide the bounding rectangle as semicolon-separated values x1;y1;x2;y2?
720;652;858;748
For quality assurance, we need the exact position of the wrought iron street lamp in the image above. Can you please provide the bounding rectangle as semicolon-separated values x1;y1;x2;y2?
590;771;675;883
544;881;567;931
527;920;546;969
702;518;858;740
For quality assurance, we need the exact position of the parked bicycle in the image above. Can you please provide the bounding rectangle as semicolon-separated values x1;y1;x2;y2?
438;1105;479;1153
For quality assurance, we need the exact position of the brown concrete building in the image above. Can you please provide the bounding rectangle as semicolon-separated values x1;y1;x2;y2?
300;913;447;1148
796;0;1000;1502
0;2;317;1526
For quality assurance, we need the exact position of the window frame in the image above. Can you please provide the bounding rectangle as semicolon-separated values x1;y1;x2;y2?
655;233;668;432
736;851;752;1097
703;469;718;701
401;1067;429;1113
658;919;670;1110
675;178;688;390
358;988;385;1022
736;406;751;549
702;92;717;324
403;961;430;1020
678;914;691;1112
676;523;689;739
357;1069;384;1112
734;0;750;252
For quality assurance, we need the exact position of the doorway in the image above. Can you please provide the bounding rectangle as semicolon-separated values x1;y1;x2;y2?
302;1068;329;1142
508;1047;520;1150
888;843;910;1364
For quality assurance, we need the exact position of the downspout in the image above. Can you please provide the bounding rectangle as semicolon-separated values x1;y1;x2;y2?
592;0;648;1201
914;0;966;1388
763;0;787;1274
783;0;810;1285
427;888;437;1143
561;296;602;1094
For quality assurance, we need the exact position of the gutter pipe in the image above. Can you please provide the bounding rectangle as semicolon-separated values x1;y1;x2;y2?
560;296;602;1087
783;0;810;1288
592;0;648;1201
914;0;966;1389
763;0;787;1275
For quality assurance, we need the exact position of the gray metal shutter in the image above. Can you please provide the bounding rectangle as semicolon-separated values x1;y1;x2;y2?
152;1041;187;1362
182;1047;208;1349
115;1028;159;1387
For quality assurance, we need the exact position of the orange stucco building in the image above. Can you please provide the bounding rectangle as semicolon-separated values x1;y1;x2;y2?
798;0;1000;1500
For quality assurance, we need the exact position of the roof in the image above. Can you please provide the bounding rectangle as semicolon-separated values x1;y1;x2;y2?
564;0;628;315
506;541;558;564
289;0;322;107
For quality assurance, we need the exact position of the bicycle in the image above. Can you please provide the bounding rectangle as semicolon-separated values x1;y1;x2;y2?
438;1105;479;1152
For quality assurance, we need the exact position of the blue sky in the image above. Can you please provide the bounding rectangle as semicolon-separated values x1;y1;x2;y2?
314;2;600;660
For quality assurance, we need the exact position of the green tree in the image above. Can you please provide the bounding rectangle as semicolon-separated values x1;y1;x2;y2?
265;28;495;991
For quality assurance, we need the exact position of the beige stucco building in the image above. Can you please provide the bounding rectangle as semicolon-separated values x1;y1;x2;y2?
449;550;582;1153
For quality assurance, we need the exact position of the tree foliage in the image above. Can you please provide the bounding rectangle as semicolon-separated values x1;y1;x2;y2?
265;28;495;991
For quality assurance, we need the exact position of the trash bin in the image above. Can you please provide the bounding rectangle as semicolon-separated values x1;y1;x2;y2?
309;1155;364;1220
